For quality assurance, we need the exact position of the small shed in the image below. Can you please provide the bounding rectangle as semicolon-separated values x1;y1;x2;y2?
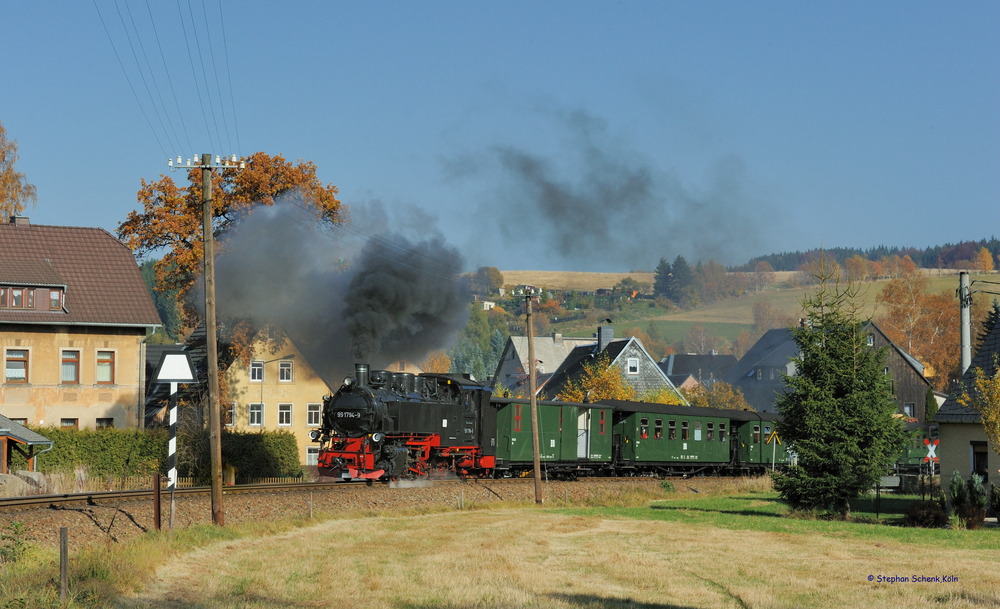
0;415;53;473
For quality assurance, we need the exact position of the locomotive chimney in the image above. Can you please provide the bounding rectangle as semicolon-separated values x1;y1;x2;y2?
355;363;370;387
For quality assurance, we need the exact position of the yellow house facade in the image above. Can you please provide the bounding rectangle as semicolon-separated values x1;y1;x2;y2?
1;219;161;430
223;337;334;466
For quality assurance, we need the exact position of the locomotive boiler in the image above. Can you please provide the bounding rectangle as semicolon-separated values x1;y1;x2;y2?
310;364;498;481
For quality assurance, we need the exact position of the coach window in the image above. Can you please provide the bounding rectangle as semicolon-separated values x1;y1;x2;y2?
61;350;80;384
681;421;689;441
719;423;727;442
5;349;28;383
668;420;676;440
753;425;761;443
639;418;649;439
654;419;663;439
707;422;715;441
694;421;702;441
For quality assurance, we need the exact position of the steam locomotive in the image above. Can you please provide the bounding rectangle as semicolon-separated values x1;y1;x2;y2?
310;364;793;481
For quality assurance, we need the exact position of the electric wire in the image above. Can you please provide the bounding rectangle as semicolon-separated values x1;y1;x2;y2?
178;0;222;155
92;0;170;159
113;0;183;155
198;0;234;154
217;0;241;155
145;0;194;154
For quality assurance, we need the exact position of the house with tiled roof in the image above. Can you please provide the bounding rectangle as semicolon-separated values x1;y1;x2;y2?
723;322;932;417
492;332;595;395
0;217;160;429
539;325;687;403
935;314;999;489
658;353;736;390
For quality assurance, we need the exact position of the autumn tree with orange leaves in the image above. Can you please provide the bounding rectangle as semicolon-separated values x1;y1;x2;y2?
117;152;341;362
118;151;341;309
875;270;958;390
0;121;37;221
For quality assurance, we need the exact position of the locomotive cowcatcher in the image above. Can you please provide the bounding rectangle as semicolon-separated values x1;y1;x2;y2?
311;364;498;481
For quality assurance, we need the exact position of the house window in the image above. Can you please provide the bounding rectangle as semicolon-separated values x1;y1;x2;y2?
225;403;235;426
627;358;639;374
249;403;263;427
61;350;80;384
250;361;263;382
96;351;115;384
96;418;114;429
278;403;292;426
307;403;321;426
306;447;319;466
61;418;79;429
866;334;875;347
49;289;63;310
279;360;293;382
1;287;36;309
5;349;28;383
903;403;915;418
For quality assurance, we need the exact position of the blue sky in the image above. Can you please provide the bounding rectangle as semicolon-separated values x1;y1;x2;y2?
4;2;999;272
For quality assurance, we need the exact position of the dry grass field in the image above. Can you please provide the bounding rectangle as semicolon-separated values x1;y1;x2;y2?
112;482;1000;609
501;270;655;292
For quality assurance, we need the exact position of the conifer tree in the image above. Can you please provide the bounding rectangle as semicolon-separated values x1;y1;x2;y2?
653;257;673;298
773;262;905;518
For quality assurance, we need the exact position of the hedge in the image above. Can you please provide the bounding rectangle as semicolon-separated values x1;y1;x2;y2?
9;426;301;483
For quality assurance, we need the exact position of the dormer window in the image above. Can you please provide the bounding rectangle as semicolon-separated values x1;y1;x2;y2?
0;286;35;309
49;289;63;310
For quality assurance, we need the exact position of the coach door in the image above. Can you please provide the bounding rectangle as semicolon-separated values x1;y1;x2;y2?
577;411;590;459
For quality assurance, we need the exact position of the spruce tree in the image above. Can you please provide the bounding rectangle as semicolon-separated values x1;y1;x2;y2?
773;266;905;518
653;257;673;298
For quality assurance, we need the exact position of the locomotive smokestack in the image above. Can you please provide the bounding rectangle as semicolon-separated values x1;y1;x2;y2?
355;363;370;388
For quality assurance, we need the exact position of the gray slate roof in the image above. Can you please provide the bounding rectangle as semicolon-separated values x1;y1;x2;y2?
936;313;1000;424
0;414;52;445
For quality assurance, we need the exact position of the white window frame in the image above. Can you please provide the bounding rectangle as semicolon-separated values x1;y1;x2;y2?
279;360;293;382
225;403;235;427
250;360;263;382
278;403;292;427
249;403;264;427
307;403;321;427
306;447;319;466
626;357;639;375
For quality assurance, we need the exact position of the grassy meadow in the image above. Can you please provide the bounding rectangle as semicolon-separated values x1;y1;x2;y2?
4;479;997;608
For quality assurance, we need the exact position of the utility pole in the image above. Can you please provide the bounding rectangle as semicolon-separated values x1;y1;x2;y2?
526;295;543;504
168;154;245;526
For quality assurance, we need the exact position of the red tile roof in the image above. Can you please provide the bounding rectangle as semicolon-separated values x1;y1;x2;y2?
0;219;161;328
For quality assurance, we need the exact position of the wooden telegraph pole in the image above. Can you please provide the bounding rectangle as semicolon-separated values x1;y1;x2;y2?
526;295;543;504
169;154;245;526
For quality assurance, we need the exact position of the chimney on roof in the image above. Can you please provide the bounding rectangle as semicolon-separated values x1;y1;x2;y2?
597;325;614;352
10;216;29;226
552;332;563;345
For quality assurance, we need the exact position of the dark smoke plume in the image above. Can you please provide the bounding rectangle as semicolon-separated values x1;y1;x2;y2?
205;193;468;382
448;107;772;271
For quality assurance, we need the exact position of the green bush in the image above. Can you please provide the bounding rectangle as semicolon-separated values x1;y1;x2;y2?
659;480;676;493
10;427;167;478
179;428;302;484
949;471;988;529
903;500;948;528
0;521;28;564
991;484;1000;517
